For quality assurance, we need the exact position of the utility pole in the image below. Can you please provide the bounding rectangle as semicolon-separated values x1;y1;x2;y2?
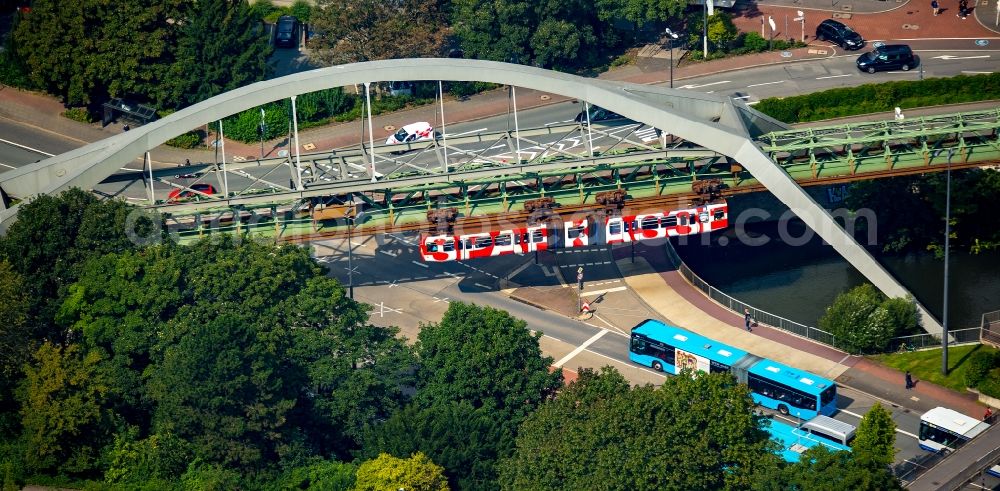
942;157;951;375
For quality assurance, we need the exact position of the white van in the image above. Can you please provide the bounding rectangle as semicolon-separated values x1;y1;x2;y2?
800;415;857;446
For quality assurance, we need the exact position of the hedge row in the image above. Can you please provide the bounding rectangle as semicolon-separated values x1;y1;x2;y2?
755;72;1000;124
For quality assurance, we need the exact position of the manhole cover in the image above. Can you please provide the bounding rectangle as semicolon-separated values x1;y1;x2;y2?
540;95;551;100
780;51;793;58
383;125;396;131
976;39;990;46
302;142;316;151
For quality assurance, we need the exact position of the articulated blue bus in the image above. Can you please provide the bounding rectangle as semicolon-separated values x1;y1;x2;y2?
765;418;851;463
628;320;838;420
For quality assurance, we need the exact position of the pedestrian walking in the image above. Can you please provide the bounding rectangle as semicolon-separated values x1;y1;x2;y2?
905;371;914;389
986;407;994;422
744;308;753;332
931;0;940;15
957;0;968;18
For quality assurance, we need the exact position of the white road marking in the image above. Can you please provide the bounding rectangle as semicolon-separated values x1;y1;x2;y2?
507;259;535;279
447;127;488;137
839;407;917;439
554;329;608;367
376;301;403;318
816;74;853;80
474;282;492;289
677;80;732;89
0;162;14;169
0;137;55;156
931;54;991;60
432;296;450;303
379;250;398;257
732;95;752;100
961;71;993;74
411;260;429;268
581;286;628;297
746;80;786;88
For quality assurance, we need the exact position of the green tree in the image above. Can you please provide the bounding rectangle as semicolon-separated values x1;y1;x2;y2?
104;427;193;485
595;0;687;28
145;304;300;470
0;261;30;409
414;302;563;425
707;12;738;51
0;189;157;345
499;367;781;490
309;0;449;65
781;446;903;491
819;283;916;353
353;452;449;491
163;0;271;109
18;342;112;475
267;459;357;491
361;401;510;490
11;0;188;106
853;403;897;470
179;459;244;491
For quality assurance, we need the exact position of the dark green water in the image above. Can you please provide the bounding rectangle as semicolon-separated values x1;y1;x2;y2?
672;221;1000;329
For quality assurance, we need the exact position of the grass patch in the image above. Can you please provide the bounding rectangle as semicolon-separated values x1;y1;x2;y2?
870;344;1000;393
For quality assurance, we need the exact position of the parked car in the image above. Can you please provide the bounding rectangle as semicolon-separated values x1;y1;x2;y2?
856;44;917;73
167;183;216;202
274;15;299;48
386;122;436;144
815;19;864;50
574;105;625;123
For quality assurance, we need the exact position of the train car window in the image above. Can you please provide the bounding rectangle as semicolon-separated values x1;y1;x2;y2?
641;217;658;229
531;230;544;243
463;239;474;250
442;241;455;252
609;222;622;235
663;216;678;227
475;236;492;248
515;234;523;245
427;242;439;253
495;234;512;246
679;215;688;226
567;226;585;239
456;240;463;250
714;209;725;220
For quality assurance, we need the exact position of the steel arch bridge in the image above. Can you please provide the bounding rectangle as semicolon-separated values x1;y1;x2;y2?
0;58;946;334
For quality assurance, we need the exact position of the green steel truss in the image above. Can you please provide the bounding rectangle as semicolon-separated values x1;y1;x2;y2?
164;109;1000;239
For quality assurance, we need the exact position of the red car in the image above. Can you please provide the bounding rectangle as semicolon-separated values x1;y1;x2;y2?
167;183;215;202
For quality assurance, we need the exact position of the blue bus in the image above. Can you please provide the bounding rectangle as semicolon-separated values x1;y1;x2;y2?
628;320;838;419
765;418;851;463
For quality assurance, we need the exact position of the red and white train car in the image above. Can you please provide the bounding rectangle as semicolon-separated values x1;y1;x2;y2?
419;201;728;263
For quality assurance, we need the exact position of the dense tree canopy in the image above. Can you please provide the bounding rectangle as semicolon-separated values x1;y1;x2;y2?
499;367;783;490
309;0;449;65
163;0;271;108
354;452;450;491
853;403;897;471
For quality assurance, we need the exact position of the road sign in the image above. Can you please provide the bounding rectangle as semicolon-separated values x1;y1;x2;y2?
581;301;592;313
975;39;990;46
768;16;776;31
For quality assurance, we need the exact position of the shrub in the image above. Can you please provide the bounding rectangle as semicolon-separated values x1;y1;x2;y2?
819;284;917;354
61;107;94;123
610;52;635;68
166;130;205;149
966;350;998;387
742;32;768;53
977;369;1000;399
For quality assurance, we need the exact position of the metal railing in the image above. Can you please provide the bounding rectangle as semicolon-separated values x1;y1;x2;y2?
663;242;841;349
981;309;1000;347
889;328;983;351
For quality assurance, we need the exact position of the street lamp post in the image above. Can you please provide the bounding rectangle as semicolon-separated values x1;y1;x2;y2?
258;108;266;159
942;157;952;375
703;0;711;58
665;28;680;89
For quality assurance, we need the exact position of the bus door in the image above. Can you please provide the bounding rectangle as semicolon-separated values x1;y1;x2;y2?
670;211;693;236
421;235;458;262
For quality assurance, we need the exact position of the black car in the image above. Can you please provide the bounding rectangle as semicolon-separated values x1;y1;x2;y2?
816;19;864;50
856;44;918;73
574;106;624;123
274;15;299;48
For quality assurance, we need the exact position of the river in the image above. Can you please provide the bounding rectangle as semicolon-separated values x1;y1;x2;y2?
672;220;1000;330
